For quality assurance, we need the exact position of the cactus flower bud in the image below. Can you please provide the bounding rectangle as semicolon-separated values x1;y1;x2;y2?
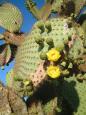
46;37;53;45
40;51;47;60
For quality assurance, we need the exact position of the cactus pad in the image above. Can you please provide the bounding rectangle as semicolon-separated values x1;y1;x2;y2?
61;76;86;115
6;69;13;87
46;0;86;16
0;3;23;32
12;17;85;96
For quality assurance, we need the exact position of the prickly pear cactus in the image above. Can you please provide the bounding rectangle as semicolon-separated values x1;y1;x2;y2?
26;0;86;20
11;17;85;97
46;0;86;16
0;3;23;32
0;1;86;115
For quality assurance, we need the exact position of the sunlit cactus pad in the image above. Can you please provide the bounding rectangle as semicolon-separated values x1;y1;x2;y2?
12;17;85;96
46;0;86;15
6;69;13;87
50;0;63;12
0;3;23;32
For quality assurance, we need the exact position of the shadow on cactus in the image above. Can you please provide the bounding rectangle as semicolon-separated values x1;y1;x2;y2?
26;79;80;114
0;0;86;115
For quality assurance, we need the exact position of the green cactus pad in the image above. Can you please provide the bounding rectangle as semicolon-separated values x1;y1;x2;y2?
68;38;84;60
61;76;86;115
45;0;86;15
0;3;23;32
6;69;13;87
12;17;85;96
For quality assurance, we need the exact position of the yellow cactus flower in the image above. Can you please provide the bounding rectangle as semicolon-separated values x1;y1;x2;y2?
47;65;61;79
23;80;30;86
47;48;61;61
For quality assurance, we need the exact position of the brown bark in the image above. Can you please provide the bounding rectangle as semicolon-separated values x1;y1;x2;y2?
0;82;28;115
3;31;25;46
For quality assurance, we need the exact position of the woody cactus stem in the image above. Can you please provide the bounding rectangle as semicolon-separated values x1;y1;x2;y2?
0;82;28;115
3;31;25;46
0;30;24;68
